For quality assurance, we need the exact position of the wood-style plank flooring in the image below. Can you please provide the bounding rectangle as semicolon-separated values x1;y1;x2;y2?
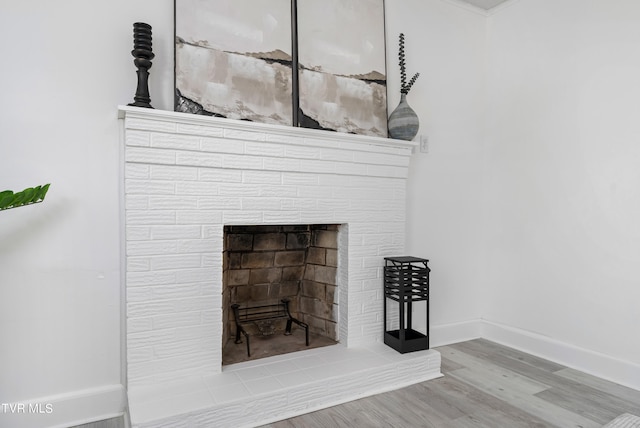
75;339;640;428
261;339;640;428
71;417;124;428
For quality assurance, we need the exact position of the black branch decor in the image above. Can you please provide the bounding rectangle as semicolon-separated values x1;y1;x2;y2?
398;33;419;94
388;33;420;141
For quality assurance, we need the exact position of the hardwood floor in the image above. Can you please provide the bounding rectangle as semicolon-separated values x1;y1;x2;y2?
262;339;640;428
75;339;639;428
71;417;124;428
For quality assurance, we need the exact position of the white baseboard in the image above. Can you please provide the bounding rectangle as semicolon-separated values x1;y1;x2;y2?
1;384;126;428
481;319;640;392
432;318;640;391
430;319;483;347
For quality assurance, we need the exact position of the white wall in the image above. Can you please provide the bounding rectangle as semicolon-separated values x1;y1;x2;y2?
388;0;640;389
483;0;640;387
0;1;174;426
385;0;488;342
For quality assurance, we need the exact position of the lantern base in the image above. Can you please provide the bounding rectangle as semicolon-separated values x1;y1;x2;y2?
384;329;429;354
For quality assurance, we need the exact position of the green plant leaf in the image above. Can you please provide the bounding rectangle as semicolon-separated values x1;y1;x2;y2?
0;193;15;210
38;183;51;201
30;186;42;203
0;184;50;211
8;194;20;208
20;188;36;205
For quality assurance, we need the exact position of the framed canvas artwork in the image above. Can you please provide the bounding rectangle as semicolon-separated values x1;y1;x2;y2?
296;0;387;137
174;0;387;137
175;0;293;126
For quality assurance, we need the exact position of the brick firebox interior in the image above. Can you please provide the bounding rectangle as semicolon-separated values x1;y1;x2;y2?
222;225;339;358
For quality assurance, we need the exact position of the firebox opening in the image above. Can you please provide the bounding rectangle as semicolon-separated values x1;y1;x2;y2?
222;224;341;365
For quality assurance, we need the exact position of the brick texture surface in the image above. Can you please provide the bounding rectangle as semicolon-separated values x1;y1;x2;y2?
121;108;414;387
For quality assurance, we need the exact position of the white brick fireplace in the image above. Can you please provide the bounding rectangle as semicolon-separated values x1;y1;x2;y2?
119;106;441;427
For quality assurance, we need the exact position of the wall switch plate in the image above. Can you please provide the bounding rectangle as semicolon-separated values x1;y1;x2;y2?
420;135;429;153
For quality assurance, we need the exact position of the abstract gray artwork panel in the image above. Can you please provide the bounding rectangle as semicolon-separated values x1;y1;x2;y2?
175;0;293;125
297;0;387;137
175;0;387;137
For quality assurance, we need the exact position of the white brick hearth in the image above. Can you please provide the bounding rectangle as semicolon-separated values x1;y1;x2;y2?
118;106;441;427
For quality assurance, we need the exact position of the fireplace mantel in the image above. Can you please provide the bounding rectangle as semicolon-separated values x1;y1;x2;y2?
118;106;440;428
118;106;418;154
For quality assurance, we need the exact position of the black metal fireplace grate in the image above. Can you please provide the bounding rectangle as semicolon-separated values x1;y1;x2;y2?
231;298;309;357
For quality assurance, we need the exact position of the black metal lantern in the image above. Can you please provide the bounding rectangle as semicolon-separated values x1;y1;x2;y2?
383;256;430;353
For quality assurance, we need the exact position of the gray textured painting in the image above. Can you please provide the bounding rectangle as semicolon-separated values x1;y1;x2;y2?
175;0;387;137
175;0;293;125
297;0;387;137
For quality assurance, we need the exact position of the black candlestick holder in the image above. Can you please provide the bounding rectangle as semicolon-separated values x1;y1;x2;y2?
128;22;154;108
